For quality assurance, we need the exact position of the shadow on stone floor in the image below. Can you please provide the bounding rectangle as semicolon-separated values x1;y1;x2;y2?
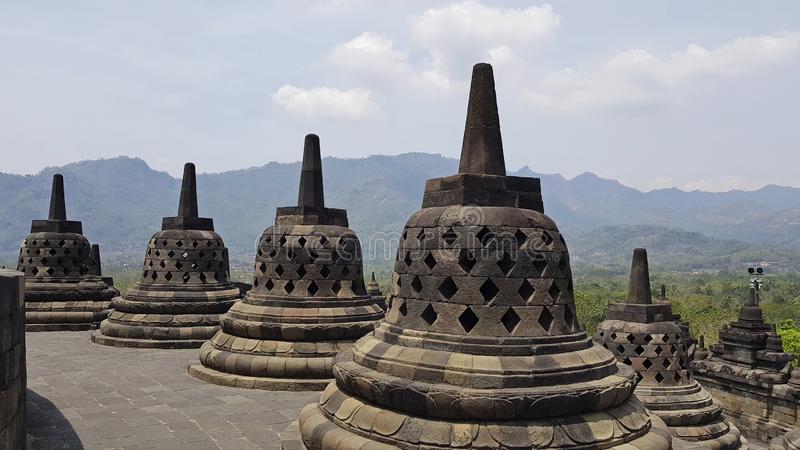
26;389;84;449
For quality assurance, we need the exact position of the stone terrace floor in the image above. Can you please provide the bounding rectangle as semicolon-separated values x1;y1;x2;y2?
25;330;319;450
23;330;771;450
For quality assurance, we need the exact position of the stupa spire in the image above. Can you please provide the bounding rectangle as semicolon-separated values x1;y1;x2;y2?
297;134;324;208
458;63;506;176
627;248;652;304
49;174;67;220
91;244;102;276
178;163;199;218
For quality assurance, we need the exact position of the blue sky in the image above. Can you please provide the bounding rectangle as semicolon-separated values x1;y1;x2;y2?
1;1;799;191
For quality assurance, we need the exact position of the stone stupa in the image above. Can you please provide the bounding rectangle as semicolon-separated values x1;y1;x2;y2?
772;431;800;450
284;63;671;449
692;272;796;442
92;163;241;348
17;174;118;331
188;134;385;390
596;248;745;449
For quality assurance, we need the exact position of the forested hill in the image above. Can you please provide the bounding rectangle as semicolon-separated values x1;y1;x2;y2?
1;155;799;273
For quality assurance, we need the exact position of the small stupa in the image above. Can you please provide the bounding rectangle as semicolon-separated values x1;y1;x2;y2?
596;248;745;449
92;163;240;348
366;271;386;310
285;63;670;449
771;431;800;449
17;174;118;331
694;281;793;383
188;134;385;390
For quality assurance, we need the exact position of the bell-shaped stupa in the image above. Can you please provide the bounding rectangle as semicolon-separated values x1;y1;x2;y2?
188;134;385;390
17;174;118;331
772;431;800;449
286;63;671;449
92;163;240;348
596;249;745;449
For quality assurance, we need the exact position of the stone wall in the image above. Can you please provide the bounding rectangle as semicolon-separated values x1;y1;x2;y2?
694;372;799;444
0;270;26;449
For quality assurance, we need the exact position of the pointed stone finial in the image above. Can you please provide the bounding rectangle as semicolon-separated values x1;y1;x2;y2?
178;163;199;218
297;134;325;208
91;244;102;276
371;272;377;282
627;248;652;304
49;174;67;220
699;335;705;349
660;284;666;298
747;287;757;307
458;63;506;176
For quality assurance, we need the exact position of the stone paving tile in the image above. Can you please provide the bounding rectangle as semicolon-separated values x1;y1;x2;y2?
25;331;320;450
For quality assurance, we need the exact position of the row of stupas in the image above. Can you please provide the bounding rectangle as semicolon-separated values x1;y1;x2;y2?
14;62;797;449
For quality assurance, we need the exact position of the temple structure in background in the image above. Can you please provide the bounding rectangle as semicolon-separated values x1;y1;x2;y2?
693;271;799;444
189;134;384;390
17;174;118;330
596;248;745;449
92;163;241;348
284;63;672;449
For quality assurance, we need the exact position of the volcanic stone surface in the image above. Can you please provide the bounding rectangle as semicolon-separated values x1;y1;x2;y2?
286;63;671;449
596;248;745;449
693;281;793;383
16;174;118;331
188;134;385;391
92;163;240;349
771;431;800;449
0;270;25;450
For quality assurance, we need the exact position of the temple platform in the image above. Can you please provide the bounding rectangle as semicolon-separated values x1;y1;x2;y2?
25;330;318;449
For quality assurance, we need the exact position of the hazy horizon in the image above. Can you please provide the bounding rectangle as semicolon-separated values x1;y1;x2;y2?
1;1;799;192
4;152;798;195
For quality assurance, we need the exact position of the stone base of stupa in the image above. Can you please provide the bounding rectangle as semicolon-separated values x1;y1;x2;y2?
187;332;354;391
26;304;111;331
92;284;240;348
91;313;222;349
24;280;117;331
771;431;800;450
636;382;746;449
283;383;673;450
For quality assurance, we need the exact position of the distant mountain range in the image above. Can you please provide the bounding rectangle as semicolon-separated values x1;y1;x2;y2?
1;155;798;274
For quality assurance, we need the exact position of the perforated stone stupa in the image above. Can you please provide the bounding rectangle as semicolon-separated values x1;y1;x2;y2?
92;163;240;348
17;174;118;331
285;63;671;449
188;134;385;390
596;248;745;449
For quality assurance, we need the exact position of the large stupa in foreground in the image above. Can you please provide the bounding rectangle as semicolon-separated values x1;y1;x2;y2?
284;63;671;449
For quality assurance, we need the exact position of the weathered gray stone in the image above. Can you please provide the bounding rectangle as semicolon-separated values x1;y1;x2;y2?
17;174;119;331
92;163;241;349
0;270;25;450
189;134;384;390
692;271;797;443
285;63;670;449
596;248;745;449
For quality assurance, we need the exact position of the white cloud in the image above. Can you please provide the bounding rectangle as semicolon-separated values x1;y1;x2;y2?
525;32;800;113
411;1;559;66
271;85;382;121
329;32;457;93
